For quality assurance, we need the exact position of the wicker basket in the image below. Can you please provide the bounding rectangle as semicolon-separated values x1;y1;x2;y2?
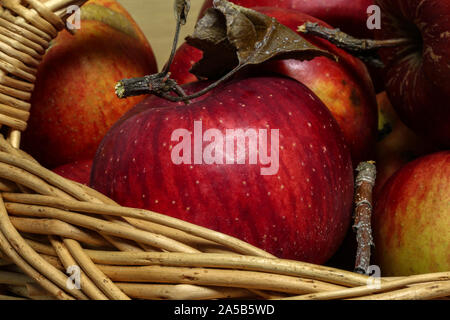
0;0;448;300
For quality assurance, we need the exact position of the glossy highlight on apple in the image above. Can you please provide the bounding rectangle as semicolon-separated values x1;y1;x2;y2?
171;121;280;176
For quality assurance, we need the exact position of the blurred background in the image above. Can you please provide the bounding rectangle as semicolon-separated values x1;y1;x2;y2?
117;0;204;69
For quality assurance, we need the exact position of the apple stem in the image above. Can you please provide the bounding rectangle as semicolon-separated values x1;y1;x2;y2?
161;0;192;77
298;22;411;68
115;56;247;103
353;161;377;275
161;11;183;76
115;72;191;104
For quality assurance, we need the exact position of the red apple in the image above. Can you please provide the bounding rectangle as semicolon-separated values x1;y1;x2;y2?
22;0;158;168
169;43;201;86
374;92;437;198
199;0;374;38
53;159;93;186
373;151;450;276
91;76;354;264
375;0;450;148
171;8;378;165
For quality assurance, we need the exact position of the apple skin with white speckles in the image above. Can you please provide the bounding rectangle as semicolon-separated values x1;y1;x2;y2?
90;76;354;264
53;159;93;186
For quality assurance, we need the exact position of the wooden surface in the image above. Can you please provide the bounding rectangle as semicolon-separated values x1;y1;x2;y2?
117;0;205;69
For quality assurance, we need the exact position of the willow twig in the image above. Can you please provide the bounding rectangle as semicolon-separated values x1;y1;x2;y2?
49;236;109;300
97;264;343;295
0;221;75;300
2;193;274;258
353;161;376;274
9;216;111;248
0;195;87;299
279;272;450;300
5;202;202;254
63;239;130;300
115;283;253;300
83;250;370;287
352;280;450;300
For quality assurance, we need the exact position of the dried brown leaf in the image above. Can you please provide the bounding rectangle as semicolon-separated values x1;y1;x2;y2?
186;0;336;79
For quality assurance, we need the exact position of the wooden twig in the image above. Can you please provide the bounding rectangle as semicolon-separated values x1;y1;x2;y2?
0;194;88;300
97;264;343;295
352;280;450;300
279;272;450;300
115;283;253;300
63;239;130;300
353;161;376;274
0;221;75;300
49;236;108;300
2;192;275;258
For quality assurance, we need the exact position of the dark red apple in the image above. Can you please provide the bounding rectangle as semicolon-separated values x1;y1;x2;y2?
171;8;378;165
199;0;374;38
91;76;354;264
53;159;93;185
373;151;450;276
375;0;450;148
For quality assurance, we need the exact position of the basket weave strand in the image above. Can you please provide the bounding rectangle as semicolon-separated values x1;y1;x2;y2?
0;0;448;300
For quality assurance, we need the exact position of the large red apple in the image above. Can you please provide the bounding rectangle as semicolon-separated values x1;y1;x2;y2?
91;76;354;264
373;151;450;276
22;0;158;168
53;159;93;186
375;0;450;148
199;0;374;38
171;7;378;165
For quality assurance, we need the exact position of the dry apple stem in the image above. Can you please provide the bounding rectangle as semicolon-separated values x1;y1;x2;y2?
297;22;411;67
